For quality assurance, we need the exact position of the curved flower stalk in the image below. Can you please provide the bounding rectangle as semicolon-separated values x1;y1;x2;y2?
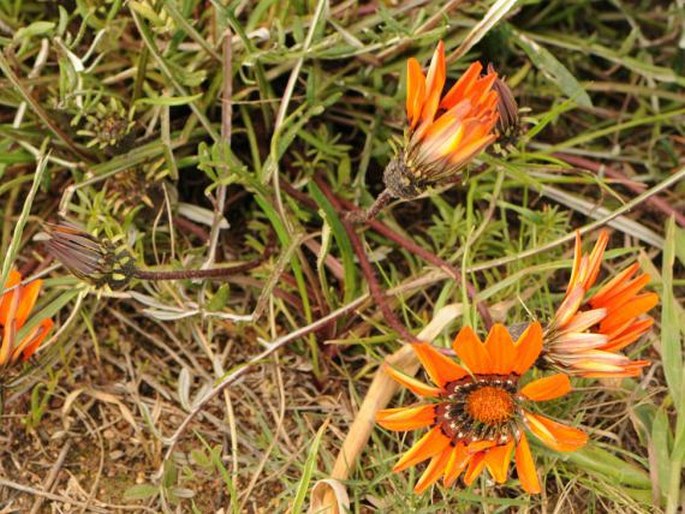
376;322;587;494
543;231;658;377
0;270;53;368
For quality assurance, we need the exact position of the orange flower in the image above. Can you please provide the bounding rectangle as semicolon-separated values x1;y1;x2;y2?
0;269;53;367
383;41;500;199
376;322;587;494
544;231;658;377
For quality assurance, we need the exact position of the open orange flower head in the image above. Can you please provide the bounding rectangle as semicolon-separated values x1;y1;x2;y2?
383;41;500;199
543;230;658;377
376;322;587;494
0;269;53;368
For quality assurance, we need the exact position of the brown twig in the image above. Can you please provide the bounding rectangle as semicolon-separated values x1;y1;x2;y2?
29;440;72;514
314;177;419;343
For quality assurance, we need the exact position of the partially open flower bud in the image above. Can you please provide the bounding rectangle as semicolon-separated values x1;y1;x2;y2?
383;42;500;199
44;223;136;289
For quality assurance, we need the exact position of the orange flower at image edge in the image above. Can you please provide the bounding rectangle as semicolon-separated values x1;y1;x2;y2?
544;230;658;377
383;41;500;199
376;322;587;494
0;270;53;367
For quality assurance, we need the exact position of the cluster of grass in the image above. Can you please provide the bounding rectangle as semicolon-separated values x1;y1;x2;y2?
0;0;683;512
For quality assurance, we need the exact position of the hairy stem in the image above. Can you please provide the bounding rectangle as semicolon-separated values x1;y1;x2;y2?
134;259;262;281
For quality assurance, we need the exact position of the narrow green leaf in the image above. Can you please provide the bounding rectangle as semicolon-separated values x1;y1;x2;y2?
651;407;671;503
513;31;593;108
14;21;55;40
135;93;203;106
566;445;651;488
308;182;357;304
0;153;49;292
674;224;685;267
15;289;81;343
207;284;231;311
123;484;159;500
291;421;328;513
449;0;519;61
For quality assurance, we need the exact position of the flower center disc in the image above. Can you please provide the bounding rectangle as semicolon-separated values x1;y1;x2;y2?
465;386;514;425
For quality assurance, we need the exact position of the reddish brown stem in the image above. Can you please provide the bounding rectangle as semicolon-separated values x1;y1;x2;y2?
134;259;262;281
345;188;393;223
554;153;685;227
172;216;210;243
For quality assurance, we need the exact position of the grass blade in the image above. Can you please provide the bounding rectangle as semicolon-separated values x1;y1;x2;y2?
291;420;328;513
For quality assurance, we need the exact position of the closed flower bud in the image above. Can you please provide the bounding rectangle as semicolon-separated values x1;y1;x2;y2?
44;223;136;289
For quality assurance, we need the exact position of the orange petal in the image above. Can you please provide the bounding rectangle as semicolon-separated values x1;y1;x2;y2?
595;273;651;312
554;286;585;329
520;374;571;402
467;440;497;454
440;61;483;111
414;446;451;494
463;452;487;486
383;364;442;398
483;324;516;375
15;279;42;328
376;404;436;431
554;332;608;353
512;322;543;375
453;325;490;374
563;308;607;333
600;318;653;352
599;293;658;334
0;270;22;326
580;359;649;378
483;441;514;483
412;342;468;388
419;41;446;126
589;263;639;307
524;412;588;452
583;230;609;289
445;132;496;166
444;442;471;486
11;318;53;363
515;433;541;494
472;73;499;106
565;231;583;295
422;102;469;146
0;287;20;365
393;426;451;472
406;58;426;129
428;123;466;162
